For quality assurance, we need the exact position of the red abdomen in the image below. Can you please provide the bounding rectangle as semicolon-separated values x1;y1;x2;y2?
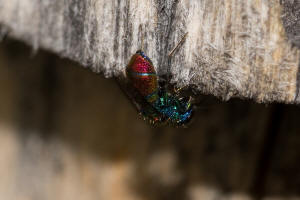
126;51;158;101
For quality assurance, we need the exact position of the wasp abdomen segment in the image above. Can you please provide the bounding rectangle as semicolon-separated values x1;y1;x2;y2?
126;51;159;102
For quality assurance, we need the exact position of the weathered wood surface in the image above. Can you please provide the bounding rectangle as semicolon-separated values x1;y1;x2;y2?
1;38;300;200
0;0;300;104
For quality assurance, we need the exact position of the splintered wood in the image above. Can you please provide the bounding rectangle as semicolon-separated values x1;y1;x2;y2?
0;0;299;103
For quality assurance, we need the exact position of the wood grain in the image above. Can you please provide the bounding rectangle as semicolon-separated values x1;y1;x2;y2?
0;0;300;103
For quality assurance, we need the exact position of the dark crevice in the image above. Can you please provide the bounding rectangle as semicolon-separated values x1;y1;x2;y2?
39;56;59;139
123;0;132;62
155;0;180;76
280;0;300;103
295;61;300;102
280;0;300;48
63;0;86;58
250;104;285;199
113;0;121;59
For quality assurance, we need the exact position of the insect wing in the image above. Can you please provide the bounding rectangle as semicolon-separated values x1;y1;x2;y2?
115;76;164;124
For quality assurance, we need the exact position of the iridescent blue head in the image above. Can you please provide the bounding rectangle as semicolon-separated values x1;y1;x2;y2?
152;90;193;126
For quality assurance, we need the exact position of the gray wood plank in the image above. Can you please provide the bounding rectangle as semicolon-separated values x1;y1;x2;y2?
0;0;300;103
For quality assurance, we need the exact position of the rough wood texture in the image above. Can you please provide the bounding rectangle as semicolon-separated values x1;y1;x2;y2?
1;39;300;200
0;0;300;103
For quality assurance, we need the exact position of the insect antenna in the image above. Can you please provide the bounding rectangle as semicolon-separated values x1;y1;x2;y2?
140;31;144;51
168;32;188;57
160;32;189;90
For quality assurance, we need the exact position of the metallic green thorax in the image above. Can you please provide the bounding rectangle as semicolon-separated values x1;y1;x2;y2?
142;89;192;125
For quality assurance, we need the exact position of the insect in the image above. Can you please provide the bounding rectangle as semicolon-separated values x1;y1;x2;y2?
120;33;193;126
